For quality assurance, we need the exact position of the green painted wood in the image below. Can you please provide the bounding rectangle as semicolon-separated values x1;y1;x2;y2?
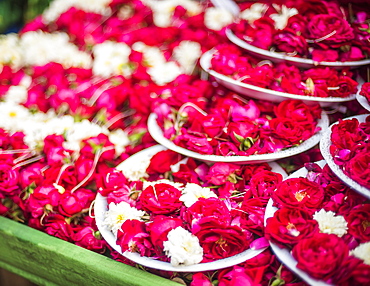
0;216;180;286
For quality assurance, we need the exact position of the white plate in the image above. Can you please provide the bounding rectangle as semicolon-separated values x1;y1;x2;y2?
200;49;358;108
264;160;332;286
95;145;287;272
320;114;370;199
356;93;370;112
148;112;329;164
226;28;370;69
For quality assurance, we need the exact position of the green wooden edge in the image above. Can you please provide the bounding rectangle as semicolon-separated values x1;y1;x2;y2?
0;216;180;286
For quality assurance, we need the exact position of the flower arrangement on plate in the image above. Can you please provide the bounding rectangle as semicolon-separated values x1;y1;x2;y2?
265;160;370;286
357;82;370;111
149;93;328;163
200;44;359;106
227;1;370;68
320;114;370;198
95;144;287;271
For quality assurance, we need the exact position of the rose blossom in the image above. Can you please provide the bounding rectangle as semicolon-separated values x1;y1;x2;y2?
148;215;183;251
272;177;325;213
140;182;182;215
360;82;370;101
146;149;183;175
292;233;351;282
193;220;253;261
74;226;106;253
265;207;319;246
346;204;370;242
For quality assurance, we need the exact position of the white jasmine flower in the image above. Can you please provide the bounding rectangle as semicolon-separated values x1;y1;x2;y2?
270;5;298;30
20;31;92;68
120;158;150;181
103;201;146;236
163;226;203;266
132;42;166;68
351;242;370;265
0;34;23;68
0;101;32;132
180;183;217;207
148;61;182;85
4;85;29;104
142;0;202;27
204;7;234;31
92;41;133;78
173;41;201;75
143;179;184;190
43;0;112;23
240;3;268;23
108;128;130;157
313;209;348;237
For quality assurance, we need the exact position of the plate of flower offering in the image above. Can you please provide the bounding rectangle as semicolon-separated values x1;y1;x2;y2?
95;145;287;272
265;160;370;286
226;28;370;69
356;94;370;112
148;101;329;164
200;49;359;108
320;114;370;199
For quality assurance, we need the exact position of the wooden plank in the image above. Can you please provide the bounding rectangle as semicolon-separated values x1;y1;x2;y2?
0;216;179;286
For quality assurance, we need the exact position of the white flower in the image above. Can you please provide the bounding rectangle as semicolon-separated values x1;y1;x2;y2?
313;209;348;237
204;7;234;31
132;42;166;67
103;201;146;236
120;158;150;181
173;41;201;75
4;85;29;104
180;183;217;207
92;41;132;78
148;61;182;85
163;226;203;266
240;3;268;24
43;0;112;23
0;101;32;132
0;34;23;68
20;31;92;68
143;179;184;190
142;0;202;27
108;128;130;157
351;242;370;265
270;5;298;30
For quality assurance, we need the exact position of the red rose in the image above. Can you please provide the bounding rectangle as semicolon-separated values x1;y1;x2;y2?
265;207;319;246
343;152;370;188
330;118;363;151
184;197;231;227
140;183;182;215
272;177;325;213
328;76;358;98
194;220;254;261
249;170;283;202
274;100;321;125
311;49;339;62
0;159;20;196
148;215;183;251
237;198;266;236
346;204;370;242
146;149;183;175
273;29;308;56
306;14;354;49
360;82;370;102
292;233;350;282
206;163;241;185
117;219;153;257
74;226;106;253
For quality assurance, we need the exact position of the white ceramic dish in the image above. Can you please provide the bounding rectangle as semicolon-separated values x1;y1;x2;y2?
319;114;370;199
226;28;370;69
264;160;332;286
356;93;370;112
148;112;329;164
95;145;287;272
200;49;358;108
